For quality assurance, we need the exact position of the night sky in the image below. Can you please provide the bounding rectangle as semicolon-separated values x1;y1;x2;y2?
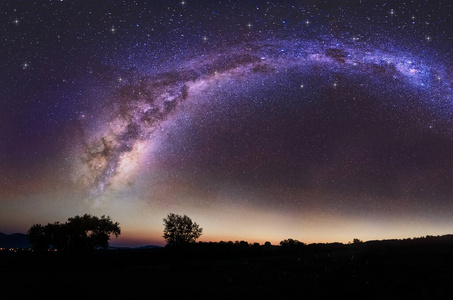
2;0;453;247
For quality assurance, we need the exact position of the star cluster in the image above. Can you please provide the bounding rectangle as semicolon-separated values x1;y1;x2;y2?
1;1;453;246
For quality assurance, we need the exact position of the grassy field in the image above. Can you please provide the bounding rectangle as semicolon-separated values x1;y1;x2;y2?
2;237;453;299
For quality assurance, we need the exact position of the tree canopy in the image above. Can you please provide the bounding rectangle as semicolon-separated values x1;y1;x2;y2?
280;238;305;247
27;214;120;252
163;213;203;247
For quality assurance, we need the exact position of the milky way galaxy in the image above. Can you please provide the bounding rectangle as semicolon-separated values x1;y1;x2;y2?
2;1;453;246
80;38;453;200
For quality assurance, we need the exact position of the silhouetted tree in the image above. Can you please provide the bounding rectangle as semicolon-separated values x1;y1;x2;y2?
27;214;120;252
163;213;202;247
27;224;49;251
353;238;363;244
280;238;305;247
65;214;120;251
235;240;250;248
45;221;68;250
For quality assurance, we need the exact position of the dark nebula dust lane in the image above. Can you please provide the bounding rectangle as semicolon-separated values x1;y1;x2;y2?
2;0;453;245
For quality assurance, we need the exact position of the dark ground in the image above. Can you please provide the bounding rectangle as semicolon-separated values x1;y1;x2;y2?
2;236;453;299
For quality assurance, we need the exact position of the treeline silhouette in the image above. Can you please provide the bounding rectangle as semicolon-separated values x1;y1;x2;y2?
11;213;453;299
3;233;453;299
4;209;453;300
153;234;453;260
22;212;453;259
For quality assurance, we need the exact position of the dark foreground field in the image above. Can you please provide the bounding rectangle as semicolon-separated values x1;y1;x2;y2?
2;236;453;299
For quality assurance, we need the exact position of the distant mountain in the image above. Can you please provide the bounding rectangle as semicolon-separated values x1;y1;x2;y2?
0;232;30;249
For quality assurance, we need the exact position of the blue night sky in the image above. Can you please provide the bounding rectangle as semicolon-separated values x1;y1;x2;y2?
2;0;453;247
